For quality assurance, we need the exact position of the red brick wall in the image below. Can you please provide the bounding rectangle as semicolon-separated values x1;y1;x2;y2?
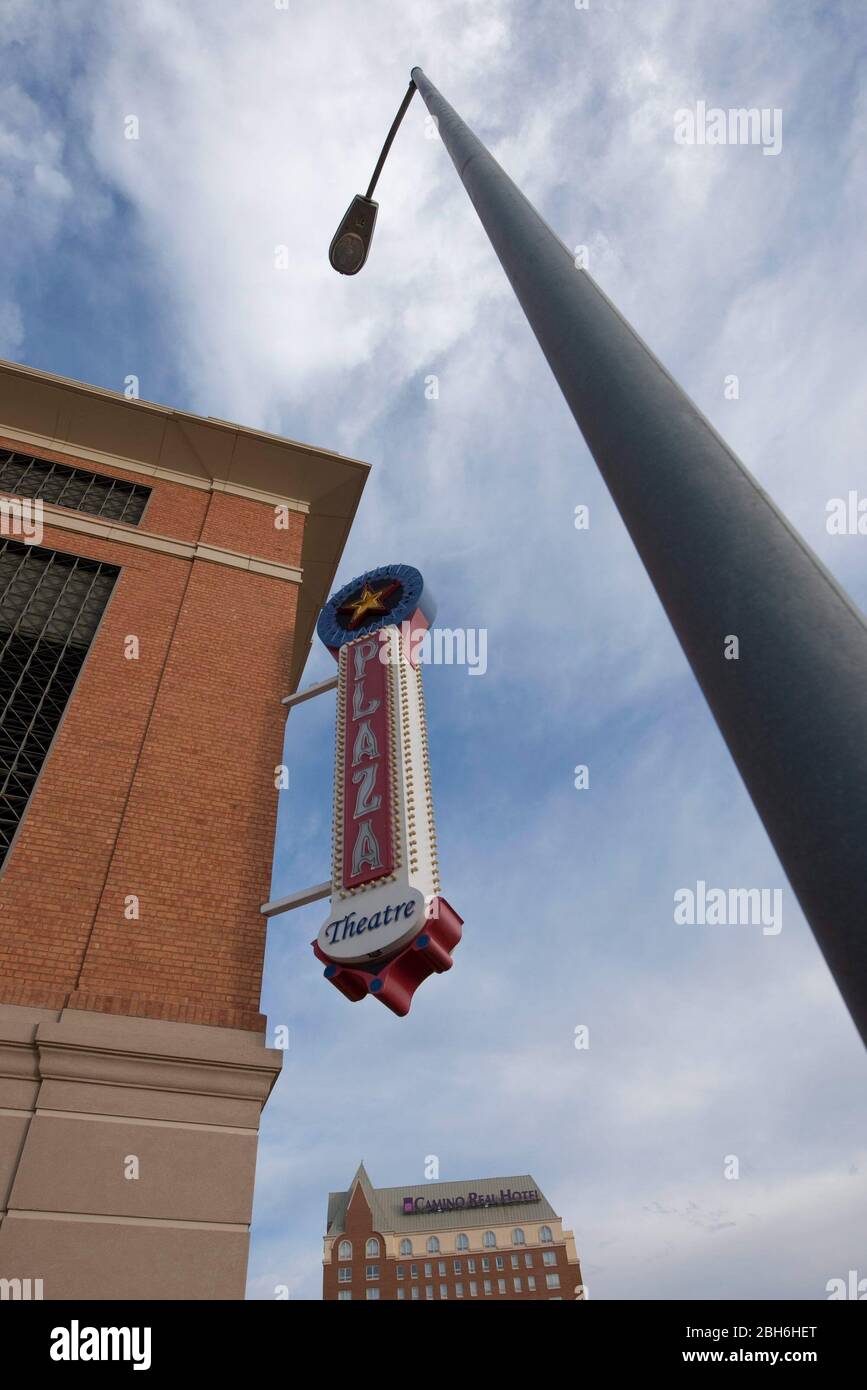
0;434;212;544
0;448;304;1030
199;490;304;567
323;1188;583;1301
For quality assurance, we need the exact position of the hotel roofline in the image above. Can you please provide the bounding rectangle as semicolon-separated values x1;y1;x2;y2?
326;1164;560;1235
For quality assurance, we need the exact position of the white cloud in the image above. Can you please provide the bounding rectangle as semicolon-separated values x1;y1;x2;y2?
0;300;24;357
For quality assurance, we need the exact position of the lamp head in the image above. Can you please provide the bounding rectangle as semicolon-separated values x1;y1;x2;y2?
329;194;378;275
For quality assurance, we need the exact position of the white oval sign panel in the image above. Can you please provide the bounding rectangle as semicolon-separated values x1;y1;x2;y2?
317;884;426;964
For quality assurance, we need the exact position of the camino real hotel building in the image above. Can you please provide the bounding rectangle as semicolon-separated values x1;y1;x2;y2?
323;1165;583;1301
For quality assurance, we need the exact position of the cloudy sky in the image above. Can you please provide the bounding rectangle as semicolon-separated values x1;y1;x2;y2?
3;0;866;1300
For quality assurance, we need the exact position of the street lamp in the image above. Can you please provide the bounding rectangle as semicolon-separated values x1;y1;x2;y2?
329;79;416;274
329;68;867;1049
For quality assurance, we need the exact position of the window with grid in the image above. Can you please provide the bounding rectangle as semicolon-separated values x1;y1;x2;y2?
0;451;151;525
0;541;119;867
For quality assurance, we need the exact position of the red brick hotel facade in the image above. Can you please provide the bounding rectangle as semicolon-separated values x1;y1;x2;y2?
324;1163;584;1300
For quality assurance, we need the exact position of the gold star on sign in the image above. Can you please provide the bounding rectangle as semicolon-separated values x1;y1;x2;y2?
338;580;400;629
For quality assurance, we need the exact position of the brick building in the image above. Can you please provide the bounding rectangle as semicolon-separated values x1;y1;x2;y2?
323;1163;583;1300
0;359;367;1298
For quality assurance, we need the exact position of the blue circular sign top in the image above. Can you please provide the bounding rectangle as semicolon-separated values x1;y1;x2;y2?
317;564;436;651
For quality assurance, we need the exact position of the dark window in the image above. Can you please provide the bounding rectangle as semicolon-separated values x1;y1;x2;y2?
0;451;150;525
0;540;119;867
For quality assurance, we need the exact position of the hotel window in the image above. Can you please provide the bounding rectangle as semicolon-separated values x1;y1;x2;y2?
514;1278;522;1293
397;1288;405;1300
366;1288;380;1300
481;1257;490;1272
438;1261;446;1277
338;1291;351;1301
410;1264;418;1278
467;1258;476;1274
365;1238;380;1257
338;1240;351;1260
0;451;151;526
469;1281;478;1297
524;1253;533;1268
510;1255;519;1269
483;1231;496;1248
425;1286;434;1300
497;1279;506;1294
546;1273;561;1290
512;1228;526;1245
396;1265;404;1280
455;1282;464;1298
411;1286;420;1300
399;1239;412;1256
424;1262;432;1277
542;1251;556;1267
456;1233;469;1251
539;1226;553;1243
439;1284;448;1299
0;542;120;869
337;1268;351;1283
366;1265;379;1279
453;1260;461;1274
495;1256;504;1271
528;1276;536;1291
483;1280;492;1296
426;1236;440;1254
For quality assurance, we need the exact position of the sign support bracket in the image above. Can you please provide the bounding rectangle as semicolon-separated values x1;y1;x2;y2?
261;881;331;918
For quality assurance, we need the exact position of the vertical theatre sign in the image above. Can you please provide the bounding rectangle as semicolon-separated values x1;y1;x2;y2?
314;564;462;1015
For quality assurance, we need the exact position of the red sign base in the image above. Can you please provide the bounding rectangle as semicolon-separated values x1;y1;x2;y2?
313;898;463;1017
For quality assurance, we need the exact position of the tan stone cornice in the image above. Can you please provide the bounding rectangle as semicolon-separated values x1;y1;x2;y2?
0;422;309;512
33;500;303;583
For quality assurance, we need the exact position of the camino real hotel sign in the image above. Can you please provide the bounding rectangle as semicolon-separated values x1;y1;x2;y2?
404;1187;541;1216
312;564;462;1016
